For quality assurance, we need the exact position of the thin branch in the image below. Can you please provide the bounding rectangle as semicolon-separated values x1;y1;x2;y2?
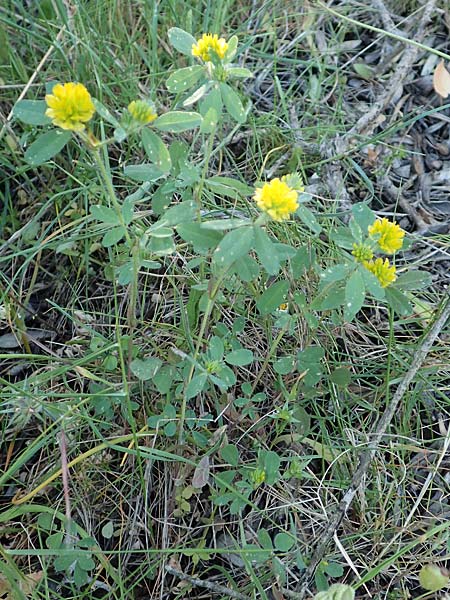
297;288;450;598
372;0;400;36
288;0;436;221
348;0;436;139
165;565;250;600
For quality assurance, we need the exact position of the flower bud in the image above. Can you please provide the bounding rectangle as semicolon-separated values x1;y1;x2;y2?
419;564;449;592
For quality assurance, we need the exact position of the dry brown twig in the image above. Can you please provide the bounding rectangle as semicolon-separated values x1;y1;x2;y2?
372;0;401;36
377;174;430;230
296;287;450;598
165;564;250;600
348;0;437;140
287;0;436;222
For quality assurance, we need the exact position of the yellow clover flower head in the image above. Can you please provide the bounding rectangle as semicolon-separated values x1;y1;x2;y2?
45;82;95;131
127;100;157;125
368;218;405;254
352;243;374;263
363;257;397;288
254;177;299;221
192;33;228;62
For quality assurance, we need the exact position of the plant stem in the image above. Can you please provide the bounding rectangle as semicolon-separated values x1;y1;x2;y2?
88;145;132;246
250;320;289;395
178;273;226;445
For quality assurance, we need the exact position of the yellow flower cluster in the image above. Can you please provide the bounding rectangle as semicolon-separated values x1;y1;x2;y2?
192;33;228;62
351;218;405;288
45;82;95;131
254;177;299;221
368;218;404;254
127;100;157;124
363;258;397;288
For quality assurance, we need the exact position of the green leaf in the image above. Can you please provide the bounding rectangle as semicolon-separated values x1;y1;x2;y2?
296;204;321;233
168;27;197;56
351;202;375;231
226;67;254;79
291;246;315;278
256;281;290;315
323;562;344;578
214;365;236;388
121;198;134;225
212;226;254;268
254;226;280;275
311;281;345;311
102;226;125;247
297;346;324;388
160;200;197;226
330;227;355;250
263;450;281;484
225;349;254;366
166;65;205;93
147;234;175;255
169;139;189;168
114;127;127;143
349;217;363;243
141;129;172;173
176;222;222;252
274;356;296;375
90;205;120;225
319;264;351;285
101;521;114;539
385;287;412;316
314;570;329;593
54;555;74;572
124;163;165;182
200;85;222;119
220;82;246;123
13;100;51;125
395;270;432;291
361;267;385;300
257;528;274;551
220;444;239;466
37;512;54;531
130;357;162;381
353;62;375;79
147;226;173;239
186;373;208;399
344;269;366;321
75;554;95;571
298;346;324;364
116;261;134;285
329;367;351;388
209;336;224;361
275;243;296;260
199;107;218;133
24;130;71;165
154;111;202;132
223;35;238;61
231;255;260;282
183;83;209;107
201;218;248;231
206;176;253;197
274;532;295;552
46;531;63;549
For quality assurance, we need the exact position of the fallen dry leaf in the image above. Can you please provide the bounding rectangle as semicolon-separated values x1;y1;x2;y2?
192;455;210;489
433;60;450;98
